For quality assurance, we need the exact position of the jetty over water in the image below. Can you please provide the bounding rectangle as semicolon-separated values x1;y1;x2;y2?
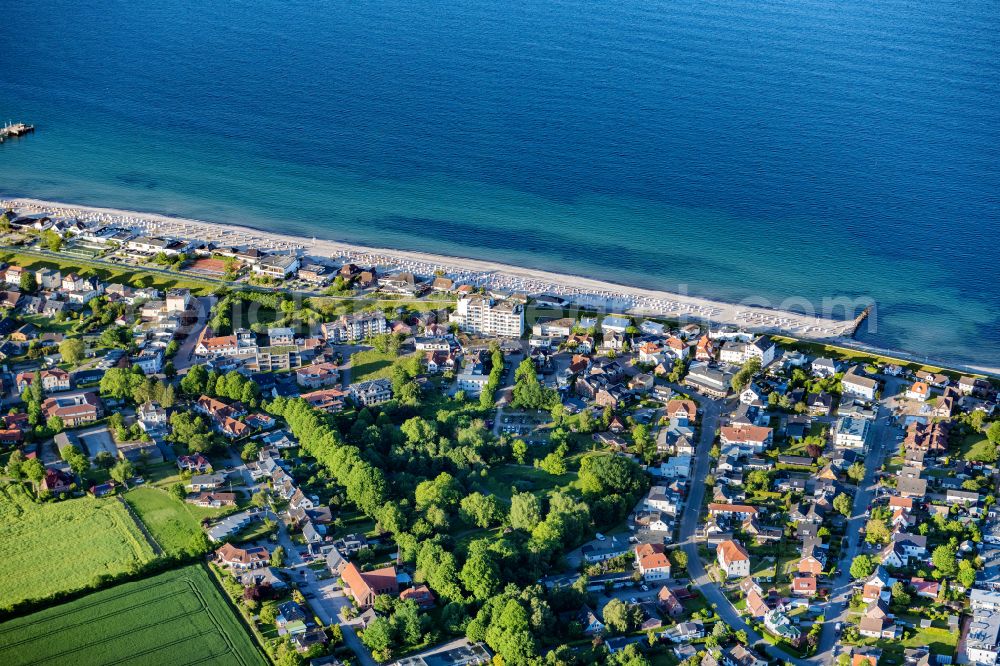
0;122;35;142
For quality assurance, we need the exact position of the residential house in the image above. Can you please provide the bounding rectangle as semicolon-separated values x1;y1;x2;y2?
717;540;751;578
399;584;436;610
635;543;672;581
321;312;388;342
215;543;269;570
859;600;896;639
350;378;393;407
843;368;879;401
187;473;227;491
720;425;773;454
341;563;399;609
295;362;340;389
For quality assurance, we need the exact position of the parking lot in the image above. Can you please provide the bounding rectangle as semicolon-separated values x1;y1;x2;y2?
498;410;552;444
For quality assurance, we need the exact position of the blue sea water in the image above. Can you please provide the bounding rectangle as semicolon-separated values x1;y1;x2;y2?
0;0;998;367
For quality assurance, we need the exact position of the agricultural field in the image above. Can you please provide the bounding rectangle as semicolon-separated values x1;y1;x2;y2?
125;486;227;558
0;484;156;611
0;564;267;666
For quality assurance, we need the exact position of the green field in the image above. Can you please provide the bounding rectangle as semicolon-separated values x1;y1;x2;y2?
125;486;226;558
0;484;156;611
0;564;267;666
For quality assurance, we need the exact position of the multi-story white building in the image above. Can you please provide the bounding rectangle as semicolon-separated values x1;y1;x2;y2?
450;295;524;338
835;416;871;450
968;607;1000;665
321;312;387;343
166;289;191;313
252;253;300;279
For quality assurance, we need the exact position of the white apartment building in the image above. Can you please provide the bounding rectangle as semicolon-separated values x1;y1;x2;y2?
321;312;388;343
450;295;524;338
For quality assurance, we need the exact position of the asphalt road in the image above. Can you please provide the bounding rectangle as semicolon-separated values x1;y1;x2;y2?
675;389;807;665
274;522;377;666
811;377;904;661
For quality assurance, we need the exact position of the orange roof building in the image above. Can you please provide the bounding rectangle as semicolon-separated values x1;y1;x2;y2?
341;563;398;609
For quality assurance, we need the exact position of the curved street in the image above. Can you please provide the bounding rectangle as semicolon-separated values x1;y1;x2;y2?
675;387;807;666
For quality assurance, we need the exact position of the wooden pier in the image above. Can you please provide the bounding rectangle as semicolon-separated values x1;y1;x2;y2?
849;304;874;338
0;122;35;142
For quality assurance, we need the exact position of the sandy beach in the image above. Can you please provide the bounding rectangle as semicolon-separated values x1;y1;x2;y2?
10;195;1000;377
4;195;865;342
4;196;862;344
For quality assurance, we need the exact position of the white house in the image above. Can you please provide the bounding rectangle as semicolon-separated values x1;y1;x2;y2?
843;368;879;401
717;540;751;578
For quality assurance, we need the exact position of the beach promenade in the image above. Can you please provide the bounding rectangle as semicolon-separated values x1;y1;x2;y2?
2;197;864;342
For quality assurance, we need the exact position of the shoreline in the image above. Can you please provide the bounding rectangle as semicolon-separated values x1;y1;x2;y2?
2;195;997;377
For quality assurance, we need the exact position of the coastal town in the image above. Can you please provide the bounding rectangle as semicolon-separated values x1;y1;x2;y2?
0;203;998;666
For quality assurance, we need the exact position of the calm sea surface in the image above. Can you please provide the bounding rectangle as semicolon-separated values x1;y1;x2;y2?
1;0;997;366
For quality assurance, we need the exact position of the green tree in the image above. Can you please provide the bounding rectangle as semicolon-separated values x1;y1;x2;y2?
110;459;136;486
847;461;866;483
958;559;978;588
46;414;65;433
602;598;642;634
730;357;761;392
745;469;771;493
511;439;528;464
169;482;187;501
5;449;25;479
850;554;876;580
988;421;1000;445
891;581;911;607
509;492;543;531
95;450;116;469
932;543;958;578
459;492;505;528
23;458;45;489
99;325;131;349
180;364;208;395
271;545;285;567
19;271;37;293
865;518;891;545
66;450;90;478
259;602;279;625
414;472;462;512
833;493;852;517
59;338;86;365
511;358;557;410
241;441;260;462
460;540;501;601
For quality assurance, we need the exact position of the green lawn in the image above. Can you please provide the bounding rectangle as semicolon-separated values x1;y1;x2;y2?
350;348;411;382
125;486;227;557
0;483;156;611
959;433;992;462
851;622;958;663
0;250;218;295
473;462;574;501
0;564;267;666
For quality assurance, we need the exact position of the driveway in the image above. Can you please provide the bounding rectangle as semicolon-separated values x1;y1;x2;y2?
175;296;215;372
